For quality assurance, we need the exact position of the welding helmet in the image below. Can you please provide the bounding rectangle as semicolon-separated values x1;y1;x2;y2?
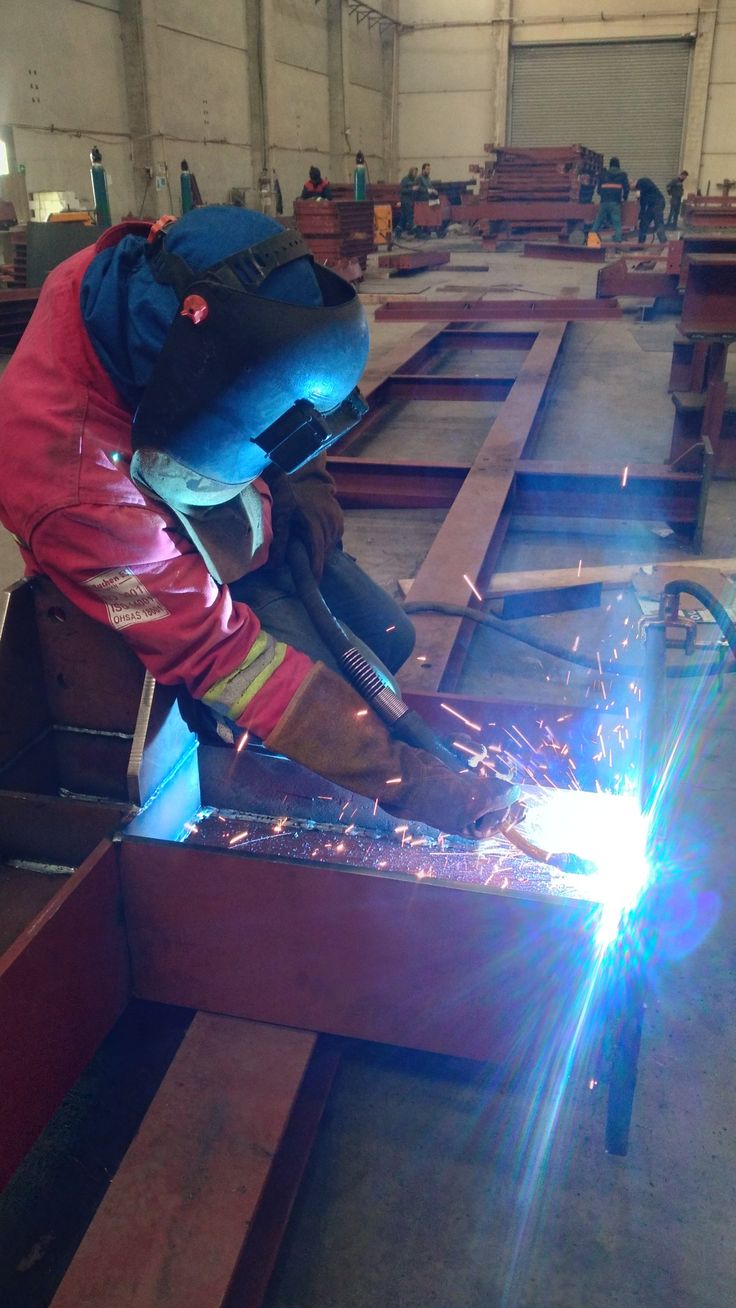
131;207;369;499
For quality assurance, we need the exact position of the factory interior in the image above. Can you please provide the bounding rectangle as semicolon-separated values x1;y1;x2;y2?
2;2;736;1306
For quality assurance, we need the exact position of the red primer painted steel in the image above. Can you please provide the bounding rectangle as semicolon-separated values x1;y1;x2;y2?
120;840;595;1066
0;840;129;1188
375;299;621;321
50;1015;318;1308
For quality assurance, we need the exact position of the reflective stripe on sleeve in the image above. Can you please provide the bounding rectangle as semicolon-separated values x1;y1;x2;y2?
202;630;288;720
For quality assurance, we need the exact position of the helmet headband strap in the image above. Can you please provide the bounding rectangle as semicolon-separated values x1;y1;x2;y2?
145;227;312;300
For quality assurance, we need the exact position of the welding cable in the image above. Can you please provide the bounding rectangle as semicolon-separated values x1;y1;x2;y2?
402;600;736;679
662;579;736;659
286;539;464;768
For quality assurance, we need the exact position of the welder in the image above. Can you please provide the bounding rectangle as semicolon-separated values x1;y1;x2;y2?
0;206;516;839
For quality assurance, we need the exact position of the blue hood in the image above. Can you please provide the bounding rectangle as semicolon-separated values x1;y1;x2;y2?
80;206;323;407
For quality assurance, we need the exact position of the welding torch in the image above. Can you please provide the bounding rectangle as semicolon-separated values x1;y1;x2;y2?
287;539;595;870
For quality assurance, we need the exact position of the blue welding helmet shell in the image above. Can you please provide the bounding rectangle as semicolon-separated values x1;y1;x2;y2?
132;215;369;486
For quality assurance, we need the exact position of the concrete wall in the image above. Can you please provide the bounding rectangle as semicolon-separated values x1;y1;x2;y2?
0;0;398;225
398;0;736;192
0;0;134;219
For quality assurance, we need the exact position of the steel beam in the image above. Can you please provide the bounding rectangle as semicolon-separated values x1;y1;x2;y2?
0;841;129;1188
679;254;736;335
524;242;605;263
50;1016;329;1308
596;257;679;300
120;828;600;1067
375;299;622;322
395;324;566;693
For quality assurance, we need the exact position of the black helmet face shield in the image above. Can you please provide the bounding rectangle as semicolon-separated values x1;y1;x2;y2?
132;228;370;490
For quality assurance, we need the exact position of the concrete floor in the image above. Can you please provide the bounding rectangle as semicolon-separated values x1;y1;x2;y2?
2;241;736;1307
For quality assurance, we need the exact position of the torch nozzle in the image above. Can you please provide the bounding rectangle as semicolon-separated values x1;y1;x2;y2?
500;820;597;877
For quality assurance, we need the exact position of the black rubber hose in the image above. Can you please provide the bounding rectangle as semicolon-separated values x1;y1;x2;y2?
286;539;466;771
662;579;736;659
402;599;735;679
286;538;354;659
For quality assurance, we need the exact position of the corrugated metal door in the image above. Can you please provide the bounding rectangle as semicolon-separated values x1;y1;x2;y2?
509;40;691;190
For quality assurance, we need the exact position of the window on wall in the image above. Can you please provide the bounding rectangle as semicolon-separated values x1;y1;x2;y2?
509;40;692;190
0;141;9;176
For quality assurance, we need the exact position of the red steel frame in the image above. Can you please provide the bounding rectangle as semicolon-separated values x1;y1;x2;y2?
375;298;622;322
0;314;703;1302
328;320;708;695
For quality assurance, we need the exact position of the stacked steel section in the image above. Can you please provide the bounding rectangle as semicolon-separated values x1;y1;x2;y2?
293;198;375;281
474;144;603;203
462;144;603;238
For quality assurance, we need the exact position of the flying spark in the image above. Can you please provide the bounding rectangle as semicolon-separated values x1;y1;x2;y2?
463;573;483;602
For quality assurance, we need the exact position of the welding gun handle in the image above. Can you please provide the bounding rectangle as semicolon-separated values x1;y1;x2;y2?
389;708;466;774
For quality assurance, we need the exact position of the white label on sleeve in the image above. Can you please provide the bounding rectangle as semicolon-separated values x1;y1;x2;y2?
85;567;170;630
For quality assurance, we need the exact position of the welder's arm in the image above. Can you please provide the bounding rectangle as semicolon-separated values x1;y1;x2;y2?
29;503;314;741
266;453;343;580
266;662;515;839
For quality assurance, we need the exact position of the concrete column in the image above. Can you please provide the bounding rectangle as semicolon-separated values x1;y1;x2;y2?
119;0;171;218
489;0;512;148
682;4;718;189
327;0;351;183
382;26;399;181
244;0;272;208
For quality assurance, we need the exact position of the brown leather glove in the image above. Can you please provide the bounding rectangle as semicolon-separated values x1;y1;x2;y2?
266;453;344;580
265;663;516;839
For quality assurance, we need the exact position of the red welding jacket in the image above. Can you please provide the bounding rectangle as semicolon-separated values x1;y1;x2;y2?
0;223;313;738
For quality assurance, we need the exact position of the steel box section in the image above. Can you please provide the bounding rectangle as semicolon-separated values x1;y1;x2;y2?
375;299;622;322
679;255;736;335
596;257;679;300
120;836;600;1068
0;840;130;1188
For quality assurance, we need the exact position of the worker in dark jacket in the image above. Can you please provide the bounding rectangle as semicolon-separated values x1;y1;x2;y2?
398;167;420;236
591;157;630;243
666;170;689;228
0;205;516;839
635;177;667;244
301;166;332;201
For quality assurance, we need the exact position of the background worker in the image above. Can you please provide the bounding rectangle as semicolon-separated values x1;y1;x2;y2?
398;166;420;236
416;161;438;202
0;206;515;840
666;170;689;228
635;177;667;244
414;161;441;237
591;156;630;242
301;166;332;201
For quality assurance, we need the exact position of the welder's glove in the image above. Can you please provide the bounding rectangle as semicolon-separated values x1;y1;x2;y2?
264;663;516;839
266;453;344;581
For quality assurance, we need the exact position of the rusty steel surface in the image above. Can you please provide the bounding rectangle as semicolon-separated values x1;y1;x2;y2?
513;462;704;527
679;254;736;335
524;242;605;263
377;250;450;271
327;318;706;693
328;455;704;529
0;840;129;1188
222;1037;341;1308
453;201;595;223
596;256;679;301
375;298;622;322
397;323;567;693
384;373;514;402
0;864;65;955
50;1015;320;1308
120;793;609;1067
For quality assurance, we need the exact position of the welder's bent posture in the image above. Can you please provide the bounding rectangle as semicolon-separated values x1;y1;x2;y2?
0;207;514;838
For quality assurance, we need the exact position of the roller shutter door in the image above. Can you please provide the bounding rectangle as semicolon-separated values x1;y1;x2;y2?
509;40;691;192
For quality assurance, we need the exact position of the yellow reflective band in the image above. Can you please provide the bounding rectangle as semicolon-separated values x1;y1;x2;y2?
202;631;288;721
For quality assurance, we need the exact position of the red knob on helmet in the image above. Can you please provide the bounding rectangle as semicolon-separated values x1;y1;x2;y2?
180;294;209;325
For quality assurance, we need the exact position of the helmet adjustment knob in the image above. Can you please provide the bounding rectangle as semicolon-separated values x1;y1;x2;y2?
180;294;209;325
